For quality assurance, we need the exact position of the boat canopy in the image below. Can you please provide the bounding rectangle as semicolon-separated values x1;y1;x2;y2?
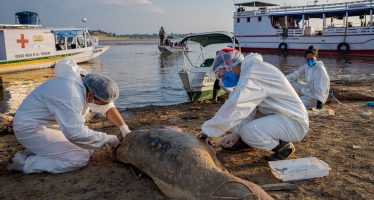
181;31;239;47
234;1;278;7
51;30;84;37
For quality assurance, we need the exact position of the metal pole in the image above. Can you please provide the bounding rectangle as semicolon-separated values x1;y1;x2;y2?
344;11;348;43
302;14;305;31
323;13;326;29
285;15;288;28
346;12;349;28
85;30;88;47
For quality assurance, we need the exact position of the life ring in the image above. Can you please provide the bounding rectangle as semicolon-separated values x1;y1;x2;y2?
278;43;288;52
337;42;350;54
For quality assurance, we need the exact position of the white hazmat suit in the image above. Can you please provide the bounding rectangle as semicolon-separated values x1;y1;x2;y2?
286;61;330;109
202;53;309;150
12;59;115;173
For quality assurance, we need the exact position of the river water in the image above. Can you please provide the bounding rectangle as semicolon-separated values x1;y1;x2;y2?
1;40;374;114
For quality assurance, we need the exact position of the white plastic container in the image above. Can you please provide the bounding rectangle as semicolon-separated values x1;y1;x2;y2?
268;157;331;181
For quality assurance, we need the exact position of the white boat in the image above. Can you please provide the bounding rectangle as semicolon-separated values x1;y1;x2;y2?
233;0;374;55
178;31;240;102
0;12;109;74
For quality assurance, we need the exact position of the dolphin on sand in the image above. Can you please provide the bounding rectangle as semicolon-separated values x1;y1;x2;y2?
116;127;273;200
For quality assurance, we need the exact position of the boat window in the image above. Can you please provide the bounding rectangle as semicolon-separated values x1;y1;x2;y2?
77;36;85;48
247;17;250;22
237;18;240;23
56;36;65;51
258;16;262;22
259;7;266;14
66;37;76;49
237;7;245;12
271;16;283;29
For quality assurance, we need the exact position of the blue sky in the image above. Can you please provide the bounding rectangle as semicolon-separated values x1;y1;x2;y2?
0;0;352;34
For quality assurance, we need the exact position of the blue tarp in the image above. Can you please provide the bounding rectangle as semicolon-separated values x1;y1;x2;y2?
51;30;84;37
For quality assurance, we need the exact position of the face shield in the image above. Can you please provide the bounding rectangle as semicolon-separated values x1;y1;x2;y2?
210;51;244;77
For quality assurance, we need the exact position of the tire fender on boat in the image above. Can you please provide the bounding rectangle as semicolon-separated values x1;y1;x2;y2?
278;42;288;52
337;42;350;54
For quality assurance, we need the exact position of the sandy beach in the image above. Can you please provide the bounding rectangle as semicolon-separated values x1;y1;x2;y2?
0;81;373;200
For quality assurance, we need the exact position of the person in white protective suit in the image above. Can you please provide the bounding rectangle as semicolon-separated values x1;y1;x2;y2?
8;59;132;174
199;50;309;161
286;46;330;109
212;48;237;103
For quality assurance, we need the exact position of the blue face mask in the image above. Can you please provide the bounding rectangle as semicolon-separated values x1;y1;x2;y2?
307;59;316;67
222;71;239;87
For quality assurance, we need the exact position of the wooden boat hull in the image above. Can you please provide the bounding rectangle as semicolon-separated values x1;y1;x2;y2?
158;45;186;54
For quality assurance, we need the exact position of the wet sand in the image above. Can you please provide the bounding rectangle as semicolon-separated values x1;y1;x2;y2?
0;82;373;199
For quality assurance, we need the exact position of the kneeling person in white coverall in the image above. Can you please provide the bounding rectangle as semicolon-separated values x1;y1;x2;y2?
286;46;330;109
199;51;309;161
8;59;131;173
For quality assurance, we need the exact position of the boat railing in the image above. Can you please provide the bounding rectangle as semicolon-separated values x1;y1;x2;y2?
274;25;374;36
235;0;373;17
323;26;374;35
0;24;42;29
276;29;303;36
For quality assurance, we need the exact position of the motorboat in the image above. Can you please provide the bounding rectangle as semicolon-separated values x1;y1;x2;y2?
0;12;109;74
158;36;187;54
178;31;240;102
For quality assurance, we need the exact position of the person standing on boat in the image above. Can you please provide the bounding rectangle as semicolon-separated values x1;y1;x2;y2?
286;46;330;109
199;50;309;161
159;27;166;46
8;59;131;174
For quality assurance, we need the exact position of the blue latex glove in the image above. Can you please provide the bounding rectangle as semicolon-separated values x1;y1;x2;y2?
316;101;323;110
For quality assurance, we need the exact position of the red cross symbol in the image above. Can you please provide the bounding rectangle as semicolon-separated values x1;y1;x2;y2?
17;34;29;48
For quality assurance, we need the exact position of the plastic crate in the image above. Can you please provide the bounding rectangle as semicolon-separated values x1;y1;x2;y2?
268;157;331;181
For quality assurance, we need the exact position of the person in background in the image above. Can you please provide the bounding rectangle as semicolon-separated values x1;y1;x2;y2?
199;50;309;161
159;27;166;46
8;59;131;174
286;46;330;109
164;38;170;46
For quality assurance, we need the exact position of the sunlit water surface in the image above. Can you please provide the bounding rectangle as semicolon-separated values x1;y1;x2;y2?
1;40;373;114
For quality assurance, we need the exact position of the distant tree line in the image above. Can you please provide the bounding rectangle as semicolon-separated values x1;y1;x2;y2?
89;29;189;39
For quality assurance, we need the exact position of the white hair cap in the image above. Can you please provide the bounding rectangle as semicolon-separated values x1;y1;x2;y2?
83;73;119;103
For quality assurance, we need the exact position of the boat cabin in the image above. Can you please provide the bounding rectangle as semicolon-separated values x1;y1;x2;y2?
52;29;95;51
0;25;97;61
